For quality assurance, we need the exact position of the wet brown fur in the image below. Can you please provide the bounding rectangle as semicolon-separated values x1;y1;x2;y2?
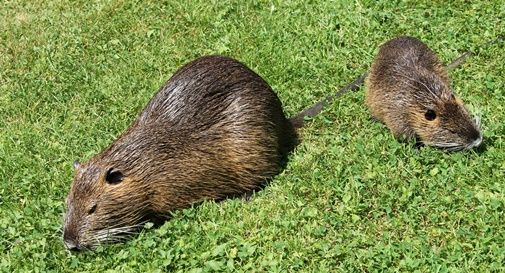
365;36;482;150
64;56;299;250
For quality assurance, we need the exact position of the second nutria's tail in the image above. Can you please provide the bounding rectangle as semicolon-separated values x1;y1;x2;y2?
288;73;368;128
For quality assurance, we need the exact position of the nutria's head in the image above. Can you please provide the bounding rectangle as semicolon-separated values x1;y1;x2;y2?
63;160;150;251
403;69;482;151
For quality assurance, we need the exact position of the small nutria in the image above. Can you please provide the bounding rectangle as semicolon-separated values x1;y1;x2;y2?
63;55;323;250
365;36;482;150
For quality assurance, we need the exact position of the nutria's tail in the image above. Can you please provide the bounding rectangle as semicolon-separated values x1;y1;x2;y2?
289;73;368;128
446;34;504;70
289;34;504;129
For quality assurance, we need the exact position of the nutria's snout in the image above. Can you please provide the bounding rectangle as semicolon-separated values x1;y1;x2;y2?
468;133;483;149
63;228;81;251
63;198;87;251
63;190;83;251
433;124;482;151
462;117;483;150
416;99;483;151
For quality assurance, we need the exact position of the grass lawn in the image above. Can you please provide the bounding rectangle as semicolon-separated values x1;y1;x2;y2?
1;0;504;272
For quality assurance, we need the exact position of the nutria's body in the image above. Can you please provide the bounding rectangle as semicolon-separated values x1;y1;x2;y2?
64;56;298;250
365;36;482;150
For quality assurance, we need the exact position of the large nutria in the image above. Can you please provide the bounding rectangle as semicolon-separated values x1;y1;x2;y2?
365;36;482;150
63;55;324;250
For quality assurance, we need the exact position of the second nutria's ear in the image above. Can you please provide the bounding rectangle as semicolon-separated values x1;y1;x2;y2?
73;160;81;170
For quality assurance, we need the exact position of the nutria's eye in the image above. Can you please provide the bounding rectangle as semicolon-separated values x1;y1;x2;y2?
105;168;123;184
88;204;97;215
425;109;437;121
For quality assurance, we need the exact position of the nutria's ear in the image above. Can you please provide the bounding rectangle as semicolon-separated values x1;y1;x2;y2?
73;160;81;170
105;168;123;184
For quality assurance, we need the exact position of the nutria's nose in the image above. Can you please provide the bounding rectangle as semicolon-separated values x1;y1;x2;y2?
63;230;80;251
64;239;80;251
469;134;483;149
465;126;482;149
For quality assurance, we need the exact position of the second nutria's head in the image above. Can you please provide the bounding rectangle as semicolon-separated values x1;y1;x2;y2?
63;157;152;251
401;68;482;150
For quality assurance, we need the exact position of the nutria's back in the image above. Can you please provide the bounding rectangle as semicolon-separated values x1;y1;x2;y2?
63;56;297;250
365;36;482;150
367;36;450;84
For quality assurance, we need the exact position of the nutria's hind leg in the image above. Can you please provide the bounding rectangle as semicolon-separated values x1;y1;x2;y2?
279;120;298;157
365;97;386;124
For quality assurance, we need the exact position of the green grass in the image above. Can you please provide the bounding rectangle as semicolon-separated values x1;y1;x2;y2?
1;0;504;272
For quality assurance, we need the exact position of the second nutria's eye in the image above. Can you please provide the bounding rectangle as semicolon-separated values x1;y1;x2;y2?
425;109;437;121
88;204;97;215
105;168;123;184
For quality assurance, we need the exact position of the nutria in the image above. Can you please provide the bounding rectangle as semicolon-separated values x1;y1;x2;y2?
63;55;329;251
365;36;482;150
